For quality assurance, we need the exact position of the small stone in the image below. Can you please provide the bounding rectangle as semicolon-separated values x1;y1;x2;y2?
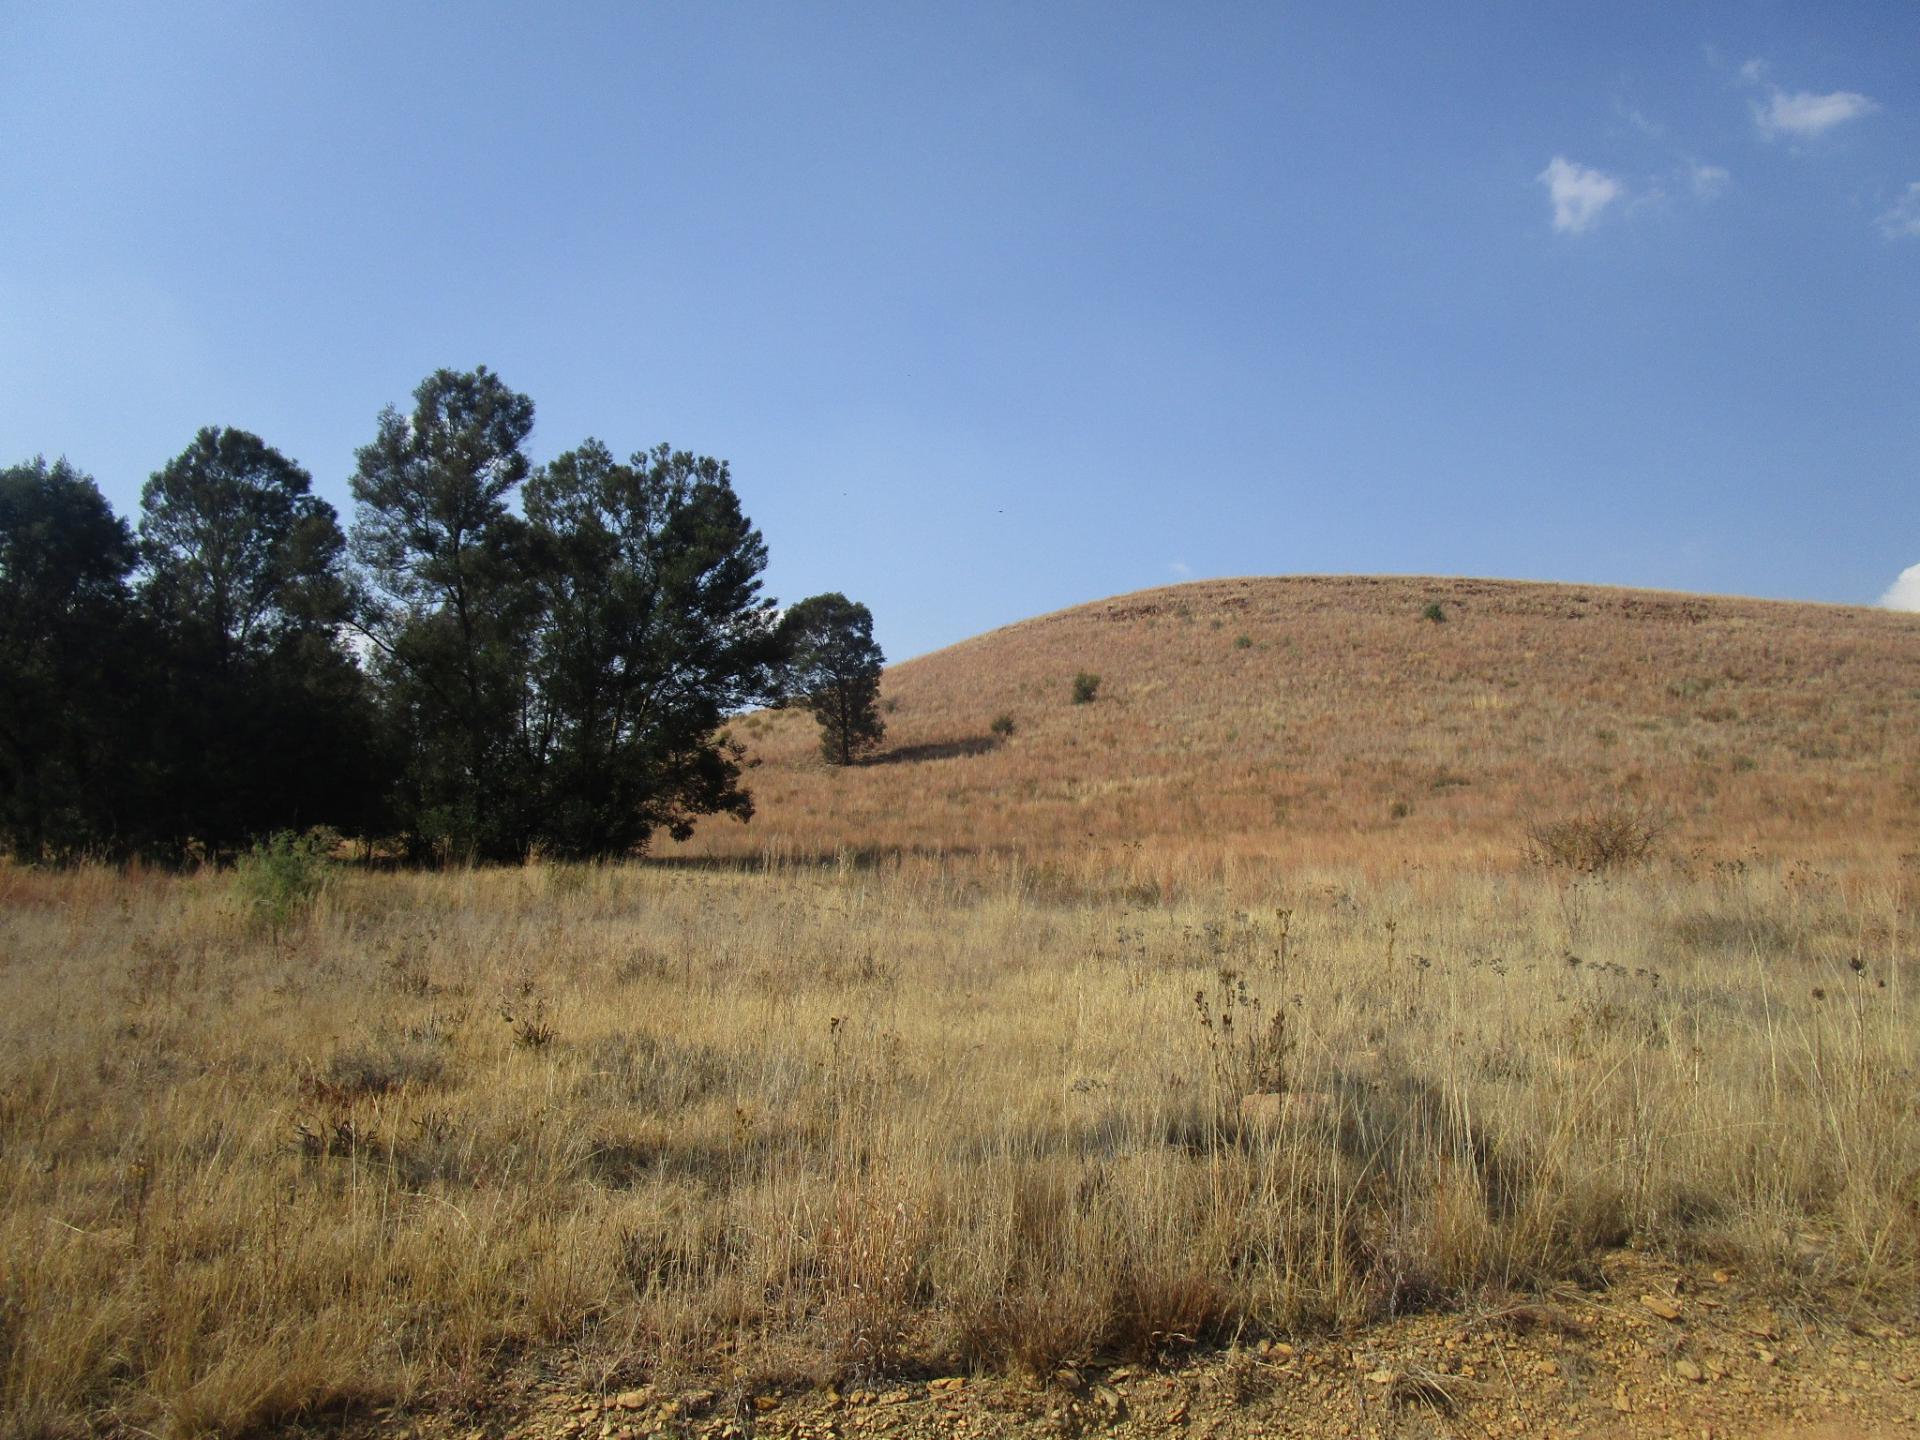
1642;1295;1683;1321
1271;1342;1295;1358
1053;1368;1083;1390
1676;1360;1704;1382
1092;1383;1126;1418
879;1387;911;1405
1167;1400;1189;1423
1712;1269;1733;1284
1536;1359;1560;1377
753;1395;780;1412
928;1377;965;1394
612;1391;648;1411
1757;1348;1778;1367
1106;1366;1133;1382
1367;1370;1395;1385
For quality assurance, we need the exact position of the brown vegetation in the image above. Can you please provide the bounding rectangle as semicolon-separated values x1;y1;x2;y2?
2;849;1916;1436
4;575;1918;1437
686;576;1920;885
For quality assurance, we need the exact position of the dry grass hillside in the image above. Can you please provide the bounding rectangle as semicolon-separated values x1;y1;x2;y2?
688;576;1920;884
4;576;1918;1440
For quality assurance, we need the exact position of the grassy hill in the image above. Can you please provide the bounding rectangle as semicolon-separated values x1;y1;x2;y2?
684;575;1920;878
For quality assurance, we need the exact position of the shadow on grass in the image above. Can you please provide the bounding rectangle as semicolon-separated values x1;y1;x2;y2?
867;734;1002;765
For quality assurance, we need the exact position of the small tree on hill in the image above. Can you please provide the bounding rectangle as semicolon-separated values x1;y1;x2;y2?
781;593;885;765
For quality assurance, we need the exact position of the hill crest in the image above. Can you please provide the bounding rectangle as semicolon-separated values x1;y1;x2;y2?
680;575;1919;876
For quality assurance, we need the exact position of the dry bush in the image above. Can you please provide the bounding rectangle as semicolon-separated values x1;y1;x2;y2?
1525;803;1665;873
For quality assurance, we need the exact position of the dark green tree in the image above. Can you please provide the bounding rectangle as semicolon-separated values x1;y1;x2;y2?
780;593;886;765
138;428;381;851
523;440;786;857
0;458;150;859
349;367;540;862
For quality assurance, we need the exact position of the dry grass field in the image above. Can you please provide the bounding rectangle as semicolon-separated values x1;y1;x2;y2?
690;576;1920;884
3;576;1918;1439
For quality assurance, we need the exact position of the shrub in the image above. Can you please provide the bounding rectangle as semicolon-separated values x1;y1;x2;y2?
1070;672;1101;705
233;828;335;940
1234;633;1254;650
1422;602;1447;624
1526;803;1664;872
989;713;1016;739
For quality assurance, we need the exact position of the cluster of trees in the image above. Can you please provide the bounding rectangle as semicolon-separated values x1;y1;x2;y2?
0;367;886;864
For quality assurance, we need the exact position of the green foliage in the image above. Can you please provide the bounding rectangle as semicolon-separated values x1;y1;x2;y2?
234;828;335;937
1070;672;1101;705
1422;602;1447;624
523;440;785;854
989;713;1016;739
351;367;540;863
141;428;380;852
0;457;150;861
781;593;886;766
1234;633;1254;649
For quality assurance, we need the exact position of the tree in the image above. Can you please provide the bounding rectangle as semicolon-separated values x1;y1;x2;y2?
139;428;348;662
350;367;541;861
0;458;150;858
523;439;786;857
139;428;380;851
781;593;885;765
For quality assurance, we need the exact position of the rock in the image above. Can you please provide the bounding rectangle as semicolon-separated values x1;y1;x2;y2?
1053;1367;1084;1391
753;1395;780;1412
1367;1369;1395;1385
1092;1383;1126;1419
1641;1294;1683;1321
1676;1359;1704;1382
612;1391;648;1411
929;1377;965;1394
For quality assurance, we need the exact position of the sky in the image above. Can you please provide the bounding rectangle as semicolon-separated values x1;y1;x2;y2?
3;3;1917;660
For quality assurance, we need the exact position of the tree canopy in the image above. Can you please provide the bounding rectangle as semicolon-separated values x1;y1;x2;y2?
0;365;856;864
781;592;886;765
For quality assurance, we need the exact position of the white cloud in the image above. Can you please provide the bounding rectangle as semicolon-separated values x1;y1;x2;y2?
1169;559;1192;579
1882;564;1920;612
1754;87;1879;139
1880;183;1920;239
1690;162;1731;200
1738;57;1769;85
1538;156;1623;233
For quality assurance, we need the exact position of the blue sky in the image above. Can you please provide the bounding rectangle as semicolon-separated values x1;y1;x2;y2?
3;3;1916;659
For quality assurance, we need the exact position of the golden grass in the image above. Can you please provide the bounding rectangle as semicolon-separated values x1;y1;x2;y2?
2;849;1916;1437
683;577;1920;883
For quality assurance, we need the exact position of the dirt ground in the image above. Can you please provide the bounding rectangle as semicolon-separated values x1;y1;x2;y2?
356;1254;1917;1440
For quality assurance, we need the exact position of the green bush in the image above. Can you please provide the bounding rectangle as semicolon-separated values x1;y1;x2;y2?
234;828;335;940
1422;602;1447;624
990;713;1016;738
1070;672;1101;705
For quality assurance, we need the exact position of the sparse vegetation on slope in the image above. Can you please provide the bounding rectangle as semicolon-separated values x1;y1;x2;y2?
684;576;1920;884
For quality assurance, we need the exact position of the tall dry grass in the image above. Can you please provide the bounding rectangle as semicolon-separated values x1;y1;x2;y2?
2;848;1915;1437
